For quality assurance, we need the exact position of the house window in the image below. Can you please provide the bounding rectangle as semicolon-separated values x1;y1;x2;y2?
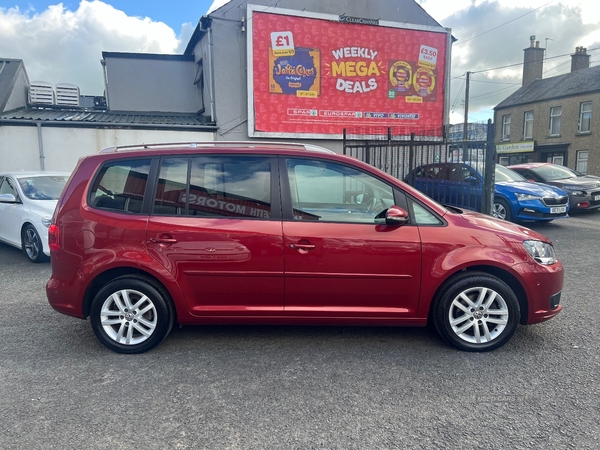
579;102;592;133
501;115;511;141
576;150;588;174
523;111;534;139
549;106;562;136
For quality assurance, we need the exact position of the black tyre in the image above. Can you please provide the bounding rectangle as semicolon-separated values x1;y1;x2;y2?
433;272;520;352
21;224;47;263
90;276;174;354
492;198;512;222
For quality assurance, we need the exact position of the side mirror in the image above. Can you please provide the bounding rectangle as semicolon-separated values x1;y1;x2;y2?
376;205;409;226
0;193;17;204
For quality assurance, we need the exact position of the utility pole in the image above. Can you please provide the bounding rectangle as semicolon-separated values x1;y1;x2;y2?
545;38;553;61
462;71;471;161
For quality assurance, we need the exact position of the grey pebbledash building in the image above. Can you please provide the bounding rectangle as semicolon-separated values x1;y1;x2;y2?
494;37;600;175
0;0;450;171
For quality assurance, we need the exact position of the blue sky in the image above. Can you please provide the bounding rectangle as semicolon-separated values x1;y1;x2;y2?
1;0;598;123
3;0;216;29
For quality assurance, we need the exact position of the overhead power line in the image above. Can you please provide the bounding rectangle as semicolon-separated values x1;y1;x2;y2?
455;0;556;46
471;46;600;74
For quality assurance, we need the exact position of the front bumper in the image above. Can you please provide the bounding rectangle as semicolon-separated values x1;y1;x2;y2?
513;260;564;324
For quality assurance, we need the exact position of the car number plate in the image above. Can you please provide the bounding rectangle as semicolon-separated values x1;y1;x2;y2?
550;206;567;214
594;194;600;201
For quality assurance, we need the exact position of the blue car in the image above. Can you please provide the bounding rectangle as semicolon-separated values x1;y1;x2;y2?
404;162;569;222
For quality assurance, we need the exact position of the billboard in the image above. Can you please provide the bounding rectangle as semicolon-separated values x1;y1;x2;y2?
247;5;451;139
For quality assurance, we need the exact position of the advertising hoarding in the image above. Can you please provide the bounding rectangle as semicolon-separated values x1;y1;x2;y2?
248;5;451;139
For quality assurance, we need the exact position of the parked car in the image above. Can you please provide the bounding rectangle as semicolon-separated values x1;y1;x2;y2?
508;162;600;212
0;171;70;262
46;142;563;354
405;162;569;222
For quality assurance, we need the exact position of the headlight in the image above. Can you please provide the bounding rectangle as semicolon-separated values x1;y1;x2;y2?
523;240;557;265
563;186;586;195
42;217;52;227
515;193;541;201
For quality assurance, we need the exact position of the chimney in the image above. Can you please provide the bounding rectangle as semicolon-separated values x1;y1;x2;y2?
522;35;545;86
571;46;590;72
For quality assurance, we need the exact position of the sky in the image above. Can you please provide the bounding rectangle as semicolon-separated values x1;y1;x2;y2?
1;0;599;124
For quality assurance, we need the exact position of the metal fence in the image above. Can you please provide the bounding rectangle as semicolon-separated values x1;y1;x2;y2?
343;121;495;215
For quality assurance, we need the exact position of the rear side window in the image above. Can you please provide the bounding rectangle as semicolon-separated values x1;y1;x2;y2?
153;155;273;219
89;159;152;213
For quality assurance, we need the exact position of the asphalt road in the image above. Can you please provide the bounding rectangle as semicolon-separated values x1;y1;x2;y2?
1;212;599;449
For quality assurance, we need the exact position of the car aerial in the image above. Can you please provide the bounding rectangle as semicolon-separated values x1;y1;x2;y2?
508;162;600;212
46;142;563;354
405;162;570;223
0;171;70;262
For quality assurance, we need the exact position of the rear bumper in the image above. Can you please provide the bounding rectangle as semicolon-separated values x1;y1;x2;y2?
46;274;85;319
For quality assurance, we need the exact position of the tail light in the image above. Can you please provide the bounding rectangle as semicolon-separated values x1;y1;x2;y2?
48;224;60;251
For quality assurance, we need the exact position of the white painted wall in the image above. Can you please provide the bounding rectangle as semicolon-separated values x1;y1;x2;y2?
0;125;215;172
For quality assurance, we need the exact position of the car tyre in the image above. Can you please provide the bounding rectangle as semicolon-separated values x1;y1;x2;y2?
21;224;47;263
90;276;174;354
493;198;512;222
433;271;520;352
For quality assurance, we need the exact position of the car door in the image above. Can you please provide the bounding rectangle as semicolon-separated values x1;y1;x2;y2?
281;157;422;318
0;176;23;246
447;164;483;211
407;164;450;204
146;155;285;316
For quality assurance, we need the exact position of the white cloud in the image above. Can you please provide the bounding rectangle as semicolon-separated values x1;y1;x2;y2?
208;0;231;14
0;1;182;95
420;0;600;23
439;0;600;123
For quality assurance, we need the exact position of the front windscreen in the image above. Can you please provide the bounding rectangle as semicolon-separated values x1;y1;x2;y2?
495;165;526;183
533;164;580;181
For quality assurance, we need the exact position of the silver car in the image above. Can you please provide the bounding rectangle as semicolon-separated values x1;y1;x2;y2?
508;163;600;212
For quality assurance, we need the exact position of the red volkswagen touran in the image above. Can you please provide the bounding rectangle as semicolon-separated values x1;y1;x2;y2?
46;142;563;353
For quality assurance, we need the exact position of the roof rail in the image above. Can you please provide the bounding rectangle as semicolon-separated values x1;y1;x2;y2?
99;141;336;154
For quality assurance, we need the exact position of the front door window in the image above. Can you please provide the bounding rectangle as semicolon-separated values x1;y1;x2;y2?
286;159;394;223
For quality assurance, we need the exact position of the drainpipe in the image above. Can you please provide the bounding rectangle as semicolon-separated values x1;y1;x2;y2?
207;24;216;123
101;59;110;109
36;122;45;170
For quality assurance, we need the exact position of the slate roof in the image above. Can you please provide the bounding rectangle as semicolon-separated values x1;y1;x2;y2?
495;65;600;110
0;106;216;130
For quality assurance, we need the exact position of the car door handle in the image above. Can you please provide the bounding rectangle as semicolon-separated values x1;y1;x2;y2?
289;243;316;251
150;237;178;244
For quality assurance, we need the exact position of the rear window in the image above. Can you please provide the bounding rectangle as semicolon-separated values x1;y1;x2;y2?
89;159;152;213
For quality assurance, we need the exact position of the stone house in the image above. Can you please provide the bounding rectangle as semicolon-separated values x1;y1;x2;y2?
493;38;600;175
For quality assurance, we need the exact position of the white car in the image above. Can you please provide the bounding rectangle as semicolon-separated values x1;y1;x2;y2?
0;171;70;262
